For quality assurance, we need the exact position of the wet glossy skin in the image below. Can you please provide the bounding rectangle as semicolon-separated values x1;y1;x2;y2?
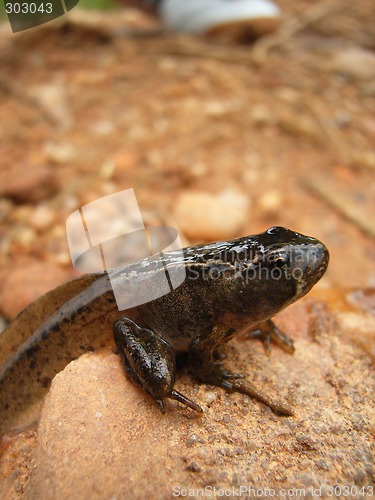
0;227;329;428
112;226;329;414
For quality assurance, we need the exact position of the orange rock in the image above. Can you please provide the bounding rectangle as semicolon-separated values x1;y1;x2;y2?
20;291;375;498
0;166;57;203
0;260;73;319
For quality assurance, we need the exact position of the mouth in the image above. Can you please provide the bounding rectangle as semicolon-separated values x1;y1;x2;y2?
306;242;329;275
295;242;330;297
312;243;330;277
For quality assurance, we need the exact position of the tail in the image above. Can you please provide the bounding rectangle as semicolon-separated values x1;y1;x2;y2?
0;272;119;434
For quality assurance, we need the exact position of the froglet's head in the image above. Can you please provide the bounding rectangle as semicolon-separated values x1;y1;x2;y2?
257;226;329;300
207;226;330;327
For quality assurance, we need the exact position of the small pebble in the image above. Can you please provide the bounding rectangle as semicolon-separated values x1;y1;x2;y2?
15;227;37;247
204;100;236;117
258;191;282;213
99;161;116;180
0;166;57;203
44;142;76;163
189;161;208;179
31;82;72;130
186;434;205;447
10;205;33;223
91;120;114;136
52;251;72;267
173;190;250;241
51;225;66;239
186;462;201;473
326;47;375;81
278;112;321;142
251;104;273;126
63;195;80;212
202;391;216;405
158;57;178;72
30;205;56;231
353;151;375;169
112;151;140;172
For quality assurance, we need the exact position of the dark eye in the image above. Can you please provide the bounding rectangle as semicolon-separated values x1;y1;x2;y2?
268;253;289;268
274;257;287;268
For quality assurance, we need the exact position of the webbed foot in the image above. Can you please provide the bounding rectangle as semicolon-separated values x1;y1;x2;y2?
221;378;293;416
245;319;295;354
189;334;293;416
194;364;293;416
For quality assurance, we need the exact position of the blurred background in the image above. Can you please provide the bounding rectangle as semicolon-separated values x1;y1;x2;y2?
0;0;374;320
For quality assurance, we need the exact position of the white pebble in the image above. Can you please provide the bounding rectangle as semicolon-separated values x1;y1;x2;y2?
174;190;250;241
30;204;55;231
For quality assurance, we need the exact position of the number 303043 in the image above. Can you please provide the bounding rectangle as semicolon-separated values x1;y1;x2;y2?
5;3;53;14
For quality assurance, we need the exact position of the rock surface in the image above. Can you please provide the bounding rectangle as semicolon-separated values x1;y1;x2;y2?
23;292;375;499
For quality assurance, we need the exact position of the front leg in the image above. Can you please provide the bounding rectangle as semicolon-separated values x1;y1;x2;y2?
189;326;293;416
113;318;202;413
246;319;295;354
188;326;241;383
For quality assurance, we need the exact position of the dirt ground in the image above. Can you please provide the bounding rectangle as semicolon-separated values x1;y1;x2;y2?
0;0;374;496
0;0;374;294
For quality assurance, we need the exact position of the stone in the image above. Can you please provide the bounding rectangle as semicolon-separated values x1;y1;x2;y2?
258;190;282;213
24;291;375;498
0;166;57;203
325;47;375;81
44;141;77;164
173;190;250;241
30;82;72;130
0;261;73;320
29;204;56;231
